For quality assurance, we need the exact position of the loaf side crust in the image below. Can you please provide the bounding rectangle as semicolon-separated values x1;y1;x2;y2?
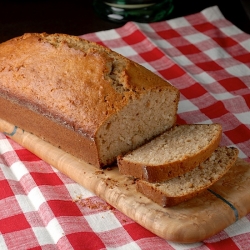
0;96;100;166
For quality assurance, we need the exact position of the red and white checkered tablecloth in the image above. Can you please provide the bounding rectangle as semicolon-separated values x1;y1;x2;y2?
1;5;250;250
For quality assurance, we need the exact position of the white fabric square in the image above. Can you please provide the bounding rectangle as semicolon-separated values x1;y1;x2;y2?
0;234;8;250
10;161;29;181
168;17;190;29
234;112;250;125
184;33;208;44
155;39;173;49
32;227;55;246
96;30;121;41
28;186;46;211
196;119;213;125
168;241;203;250
66;183;95;200
225;217;250;237
212;92;235;101
225;64;250;77
85;211;121;233
113;46;137;57
202;6;224;22
46;218;65;244
240;39;250;52
137;23;154;32
220;26;243;36
204;47;230;60
1;163;15;181
16;194;35;213
192;72;215;84
178;100;199;113
0;139;13;154
107;242;141;250
173;55;193;66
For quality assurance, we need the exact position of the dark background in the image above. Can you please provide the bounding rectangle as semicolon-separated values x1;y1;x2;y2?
0;0;250;43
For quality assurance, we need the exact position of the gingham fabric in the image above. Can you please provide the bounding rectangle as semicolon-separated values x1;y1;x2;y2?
0;5;250;250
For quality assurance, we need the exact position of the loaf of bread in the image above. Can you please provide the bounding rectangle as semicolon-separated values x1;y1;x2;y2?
0;33;179;168
136;146;239;207
117;124;222;182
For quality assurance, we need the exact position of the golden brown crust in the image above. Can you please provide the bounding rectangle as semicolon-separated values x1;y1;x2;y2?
0;33;177;136
136;181;203;207
0;33;179;167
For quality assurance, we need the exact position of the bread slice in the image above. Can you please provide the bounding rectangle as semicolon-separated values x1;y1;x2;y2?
136;146;239;207
117;124;222;182
0;33;179;168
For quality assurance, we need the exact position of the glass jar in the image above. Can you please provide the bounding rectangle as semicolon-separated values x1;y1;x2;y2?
93;0;174;23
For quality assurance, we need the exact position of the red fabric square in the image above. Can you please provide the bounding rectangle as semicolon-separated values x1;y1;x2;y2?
67;232;105;250
224;124;250;144
219;77;247;92
196;61;223;71
124;222;155;241
201;101;228;119
235;53;250;65
0;214;30;234
177;44;201;55
0;180;14;199
122;30;146;45
194;22;217;32
243;93;250;108
159;64;186;80
157;29;181;39
181;83;207;99
15;149;41;162
140;47;164;62
213;36;238;48
48;200;82;217
31;172;64;186
205;237;240;250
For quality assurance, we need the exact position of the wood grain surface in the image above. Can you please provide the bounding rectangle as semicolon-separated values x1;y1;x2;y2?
1;117;250;243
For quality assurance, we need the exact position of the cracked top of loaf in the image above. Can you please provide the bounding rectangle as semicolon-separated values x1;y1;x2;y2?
0;33;179;138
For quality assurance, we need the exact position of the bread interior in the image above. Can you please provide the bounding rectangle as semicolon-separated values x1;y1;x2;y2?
96;89;178;165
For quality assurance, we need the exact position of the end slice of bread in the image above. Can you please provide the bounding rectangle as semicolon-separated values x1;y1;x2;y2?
136;146;239;207
117;124;222;182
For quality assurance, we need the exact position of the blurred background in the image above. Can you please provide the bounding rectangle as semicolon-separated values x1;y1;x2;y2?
0;0;250;43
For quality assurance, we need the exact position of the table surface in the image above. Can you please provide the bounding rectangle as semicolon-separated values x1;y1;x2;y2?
0;0;250;43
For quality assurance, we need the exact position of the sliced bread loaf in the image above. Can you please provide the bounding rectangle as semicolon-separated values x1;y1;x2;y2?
117;124;222;182
0;33;179;168
136;146;239;207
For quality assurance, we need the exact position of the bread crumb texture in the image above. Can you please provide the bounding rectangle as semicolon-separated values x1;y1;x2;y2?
153;147;238;196
137;146;239;207
123;124;222;165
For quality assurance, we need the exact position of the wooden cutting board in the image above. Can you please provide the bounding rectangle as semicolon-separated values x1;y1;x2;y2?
1;117;250;243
